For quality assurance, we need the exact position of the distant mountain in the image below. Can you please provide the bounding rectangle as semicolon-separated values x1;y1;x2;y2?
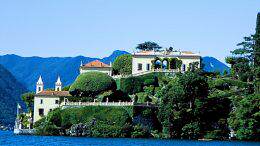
202;56;230;74
0;50;129;91
101;50;130;64
0;50;228;92
0;64;27;126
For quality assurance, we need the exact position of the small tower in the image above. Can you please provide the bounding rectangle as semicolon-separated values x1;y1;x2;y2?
80;60;83;67
55;76;62;91
36;76;44;94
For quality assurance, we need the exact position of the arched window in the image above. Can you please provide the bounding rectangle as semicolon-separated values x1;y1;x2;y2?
182;64;186;72
162;60;168;70
154;60;162;69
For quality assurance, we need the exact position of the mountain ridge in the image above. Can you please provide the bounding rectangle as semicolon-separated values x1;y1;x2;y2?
0;50;229;91
0;64;27;126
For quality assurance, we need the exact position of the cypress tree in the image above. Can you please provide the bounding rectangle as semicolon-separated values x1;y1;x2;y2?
254;12;260;93
254;12;260;66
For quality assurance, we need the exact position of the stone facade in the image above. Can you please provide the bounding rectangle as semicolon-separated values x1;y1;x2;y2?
132;50;201;75
33;76;71;123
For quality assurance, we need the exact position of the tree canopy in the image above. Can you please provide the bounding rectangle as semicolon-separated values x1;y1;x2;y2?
136;41;162;51
158;72;209;138
69;72;117;99
113;54;132;75
21;92;35;113
228;94;260;141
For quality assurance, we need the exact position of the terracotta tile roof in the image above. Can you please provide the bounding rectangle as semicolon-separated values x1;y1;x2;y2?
36;91;71;97
181;51;195;54
83;60;110;68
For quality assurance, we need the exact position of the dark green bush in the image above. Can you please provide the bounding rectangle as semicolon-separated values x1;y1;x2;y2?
34;106;133;136
113;54;132;75
69;72;117;98
204;130;228;140
131;124;150;138
120;73;162;95
120;77;143;94
99;90;131;102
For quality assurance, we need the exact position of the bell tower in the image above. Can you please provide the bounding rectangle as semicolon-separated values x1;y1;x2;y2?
36;76;44;94
55;76;62;91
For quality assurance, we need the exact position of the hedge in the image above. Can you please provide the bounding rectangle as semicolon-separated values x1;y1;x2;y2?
69;72;117;98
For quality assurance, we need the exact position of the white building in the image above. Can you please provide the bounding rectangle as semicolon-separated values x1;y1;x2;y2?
132;50;201;75
33;76;71;123
79;60;112;76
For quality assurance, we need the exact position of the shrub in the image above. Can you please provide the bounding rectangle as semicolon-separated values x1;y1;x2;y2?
131;124;150;138
98;90;131;102
113;54;132;75
120;77;143;94
120;73;161;95
204;130;227;140
69;72;117;98
136;92;152;103
144;79;155;86
181;122;200;139
34;106;133;137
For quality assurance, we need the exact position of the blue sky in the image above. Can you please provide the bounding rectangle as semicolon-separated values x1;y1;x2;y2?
0;0;259;62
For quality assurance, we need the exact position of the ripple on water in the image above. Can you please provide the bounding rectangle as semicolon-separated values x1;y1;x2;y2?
0;131;259;146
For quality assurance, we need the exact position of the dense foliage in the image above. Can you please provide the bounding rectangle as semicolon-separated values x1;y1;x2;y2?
21;92;35;113
34;106;132;136
34;106;161;138
228;94;260;140
136;41;162;51
120;73;161;95
158;72;209;139
223;13;260;141
69;72;117;99
113;54;132;75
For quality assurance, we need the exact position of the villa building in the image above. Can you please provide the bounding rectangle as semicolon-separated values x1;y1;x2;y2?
132;50;201;75
32;49;201;123
33;76;71;123
79;60;112;76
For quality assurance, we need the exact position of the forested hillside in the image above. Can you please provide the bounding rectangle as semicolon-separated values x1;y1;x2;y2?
0;64;27;126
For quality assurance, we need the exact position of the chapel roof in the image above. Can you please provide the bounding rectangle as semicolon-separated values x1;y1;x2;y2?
36;91;71;97
82;60;110;68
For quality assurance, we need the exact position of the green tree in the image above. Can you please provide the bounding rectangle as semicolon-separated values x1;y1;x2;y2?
62;85;70;91
158;79;186;138
113;54;132;75
181;122;200;139
136;41;162;51
69;72;117;99
158;72;209;139
178;72;209;109
254;13;260;93
21;92;35;113
188;62;200;72
228;94;260;141
226;13;260;84
254;12;260;67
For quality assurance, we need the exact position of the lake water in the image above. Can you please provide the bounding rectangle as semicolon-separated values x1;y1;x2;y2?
0;131;259;146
